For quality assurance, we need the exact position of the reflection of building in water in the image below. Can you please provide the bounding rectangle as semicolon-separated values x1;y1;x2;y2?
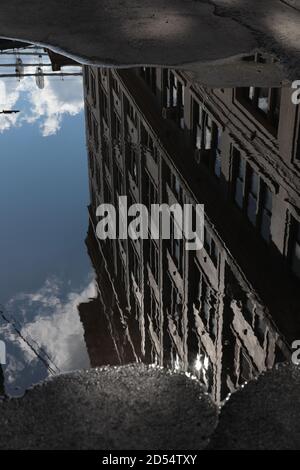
82;65;300;404
0;366;4;397
78;225;143;368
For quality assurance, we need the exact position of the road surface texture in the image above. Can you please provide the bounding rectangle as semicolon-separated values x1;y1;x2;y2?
0;0;300;85
0;365;218;450
210;363;300;450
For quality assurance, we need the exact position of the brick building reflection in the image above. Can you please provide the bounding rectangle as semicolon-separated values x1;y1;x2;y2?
0;366;4;397
80;63;300;404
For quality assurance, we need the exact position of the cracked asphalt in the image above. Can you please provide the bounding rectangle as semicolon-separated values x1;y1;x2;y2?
0;0;299;84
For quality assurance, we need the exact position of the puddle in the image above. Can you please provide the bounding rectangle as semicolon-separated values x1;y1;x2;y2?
0;41;299;407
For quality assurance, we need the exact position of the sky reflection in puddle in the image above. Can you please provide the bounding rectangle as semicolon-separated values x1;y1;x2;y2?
0;45;95;396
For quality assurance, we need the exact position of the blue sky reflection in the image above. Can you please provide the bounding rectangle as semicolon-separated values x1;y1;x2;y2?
0;49;94;396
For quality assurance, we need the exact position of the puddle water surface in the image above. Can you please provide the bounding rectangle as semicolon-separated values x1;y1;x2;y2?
0;42;299;406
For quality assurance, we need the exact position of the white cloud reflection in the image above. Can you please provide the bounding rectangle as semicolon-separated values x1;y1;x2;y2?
0;61;83;136
1;277;96;394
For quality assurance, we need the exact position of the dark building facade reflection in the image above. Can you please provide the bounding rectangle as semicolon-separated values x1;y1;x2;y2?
81;65;300;404
0;366;4;397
